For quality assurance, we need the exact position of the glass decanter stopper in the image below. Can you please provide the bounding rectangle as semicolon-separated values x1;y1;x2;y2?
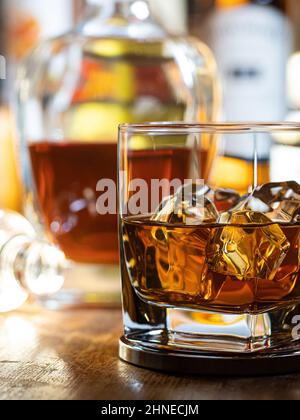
0;210;65;312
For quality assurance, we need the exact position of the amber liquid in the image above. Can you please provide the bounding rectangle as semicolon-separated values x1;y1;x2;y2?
212;156;270;194
29;142;118;264
29;143;210;264
122;216;300;314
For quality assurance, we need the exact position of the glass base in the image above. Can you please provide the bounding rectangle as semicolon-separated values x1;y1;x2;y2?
120;306;300;375
36;262;121;310
119;336;300;376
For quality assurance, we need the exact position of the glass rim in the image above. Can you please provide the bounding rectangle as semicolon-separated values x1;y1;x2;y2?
119;121;300;134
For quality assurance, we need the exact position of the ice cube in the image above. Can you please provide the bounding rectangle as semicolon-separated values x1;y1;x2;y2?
253;181;300;204
241;181;300;223
206;210;290;281
151;181;218;225
207;188;241;212
151;212;225;301
293;206;300;223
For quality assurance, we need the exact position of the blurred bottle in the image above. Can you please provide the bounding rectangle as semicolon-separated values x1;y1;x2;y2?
188;0;292;192
0;108;23;211
0;209;65;312
0;1;22;211
6;0;73;61
0;1;74;212
285;1;300;128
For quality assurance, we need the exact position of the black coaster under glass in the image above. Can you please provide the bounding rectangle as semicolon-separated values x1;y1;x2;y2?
119;336;300;376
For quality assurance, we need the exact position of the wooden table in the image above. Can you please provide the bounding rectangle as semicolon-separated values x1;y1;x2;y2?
0;304;300;400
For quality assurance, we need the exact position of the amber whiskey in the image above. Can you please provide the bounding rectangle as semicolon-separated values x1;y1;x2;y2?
122;216;300;314
29;142;118;264
30;143;211;264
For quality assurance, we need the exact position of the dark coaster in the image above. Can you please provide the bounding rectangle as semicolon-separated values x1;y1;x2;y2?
119;336;300;377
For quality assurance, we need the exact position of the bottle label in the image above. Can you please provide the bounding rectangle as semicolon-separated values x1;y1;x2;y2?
209;4;292;159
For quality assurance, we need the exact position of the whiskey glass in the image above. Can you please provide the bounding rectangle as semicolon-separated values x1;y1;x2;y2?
119;122;300;375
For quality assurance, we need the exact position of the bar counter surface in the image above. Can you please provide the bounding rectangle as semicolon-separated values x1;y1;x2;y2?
0;304;300;400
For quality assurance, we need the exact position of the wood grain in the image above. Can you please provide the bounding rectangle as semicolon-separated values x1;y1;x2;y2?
0;304;300;400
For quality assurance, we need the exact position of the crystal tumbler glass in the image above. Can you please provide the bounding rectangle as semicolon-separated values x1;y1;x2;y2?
119;123;300;375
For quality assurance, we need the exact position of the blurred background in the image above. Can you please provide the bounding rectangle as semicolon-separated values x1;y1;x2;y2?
0;0;300;213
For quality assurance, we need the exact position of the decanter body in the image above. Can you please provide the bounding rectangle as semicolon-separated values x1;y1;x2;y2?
17;0;220;307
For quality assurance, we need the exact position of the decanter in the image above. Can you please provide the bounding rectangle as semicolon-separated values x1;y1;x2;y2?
17;0;220;308
0;209;65;312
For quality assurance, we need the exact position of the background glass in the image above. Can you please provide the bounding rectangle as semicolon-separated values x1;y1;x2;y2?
17;0;219;308
119;122;300;358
